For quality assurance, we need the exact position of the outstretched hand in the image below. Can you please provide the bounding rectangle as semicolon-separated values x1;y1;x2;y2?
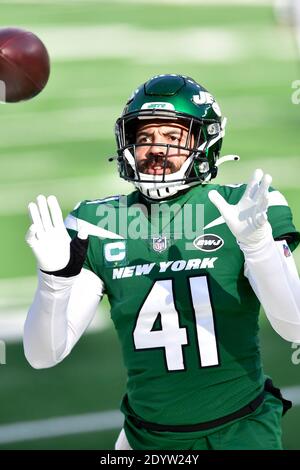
208;169;273;247
26;195;73;272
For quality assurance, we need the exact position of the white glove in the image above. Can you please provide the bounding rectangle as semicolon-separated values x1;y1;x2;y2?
208;169;273;248
26;195;72;272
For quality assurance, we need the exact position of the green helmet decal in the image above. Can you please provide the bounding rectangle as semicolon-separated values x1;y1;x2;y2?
114;74;226;200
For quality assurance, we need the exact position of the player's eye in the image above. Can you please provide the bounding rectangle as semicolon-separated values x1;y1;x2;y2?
169;135;180;142
137;136;151;144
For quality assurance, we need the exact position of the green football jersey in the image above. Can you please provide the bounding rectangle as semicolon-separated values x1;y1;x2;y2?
65;183;299;425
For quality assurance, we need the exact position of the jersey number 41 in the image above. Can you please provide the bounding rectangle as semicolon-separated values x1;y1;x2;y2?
133;276;219;371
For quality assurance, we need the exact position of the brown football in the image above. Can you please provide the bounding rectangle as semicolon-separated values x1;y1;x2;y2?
0;27;50;103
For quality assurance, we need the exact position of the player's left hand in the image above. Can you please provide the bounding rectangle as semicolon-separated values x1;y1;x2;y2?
208;169;273;248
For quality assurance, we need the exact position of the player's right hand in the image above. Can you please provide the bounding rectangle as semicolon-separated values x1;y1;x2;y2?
26;195;89;276
26;195;74;272
25;195;88;276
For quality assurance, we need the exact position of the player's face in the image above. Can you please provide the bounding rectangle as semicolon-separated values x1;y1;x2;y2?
135;122;194;175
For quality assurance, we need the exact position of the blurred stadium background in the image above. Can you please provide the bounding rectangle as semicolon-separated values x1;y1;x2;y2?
0;0;299;450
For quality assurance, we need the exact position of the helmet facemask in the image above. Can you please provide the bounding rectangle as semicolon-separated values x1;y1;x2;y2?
115;109;224;200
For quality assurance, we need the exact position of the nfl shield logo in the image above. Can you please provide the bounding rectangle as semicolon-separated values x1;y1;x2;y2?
152;236;168;253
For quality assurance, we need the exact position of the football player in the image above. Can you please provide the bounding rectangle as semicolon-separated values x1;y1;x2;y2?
24;75;300;450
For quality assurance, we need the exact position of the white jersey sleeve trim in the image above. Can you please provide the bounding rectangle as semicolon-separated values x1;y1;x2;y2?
268;190;288;207
64;214;124;240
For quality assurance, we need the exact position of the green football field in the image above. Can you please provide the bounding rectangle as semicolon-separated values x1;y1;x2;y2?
0;0;299;450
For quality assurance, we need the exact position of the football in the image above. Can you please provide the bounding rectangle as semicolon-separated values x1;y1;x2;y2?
0;27;50;103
